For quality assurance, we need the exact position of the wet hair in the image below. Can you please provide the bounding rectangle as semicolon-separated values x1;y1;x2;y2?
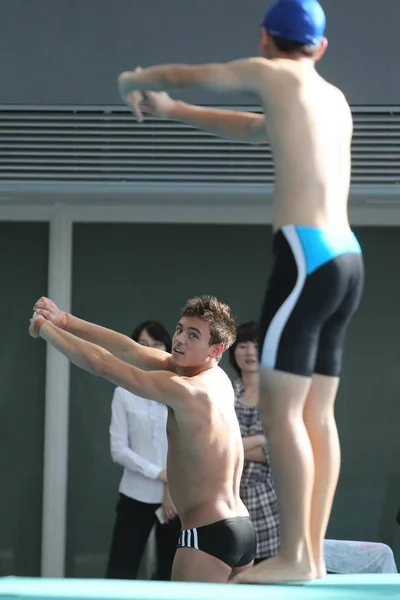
180;295;236;350
229;321;259;377
271;35;320;57
131;320;172;353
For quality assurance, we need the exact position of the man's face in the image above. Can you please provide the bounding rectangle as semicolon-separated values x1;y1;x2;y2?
171;316;222;368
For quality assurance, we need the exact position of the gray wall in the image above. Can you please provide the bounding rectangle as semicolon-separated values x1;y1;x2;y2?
0;223;49;576
65;223;400;577
0;0;398;106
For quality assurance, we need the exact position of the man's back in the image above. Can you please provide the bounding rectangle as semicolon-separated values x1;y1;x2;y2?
258;59;353;231
166;366;248;529
114;0;365;583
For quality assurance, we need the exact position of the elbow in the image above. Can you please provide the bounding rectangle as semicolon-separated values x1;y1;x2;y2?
249;117;268;145
89;348;111;378
110;443;125;465
111;449;122;465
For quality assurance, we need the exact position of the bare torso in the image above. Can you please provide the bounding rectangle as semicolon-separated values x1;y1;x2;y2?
259;58;353;231
166;366;248;529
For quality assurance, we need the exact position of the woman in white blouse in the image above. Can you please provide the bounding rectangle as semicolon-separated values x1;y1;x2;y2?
106;320;180;580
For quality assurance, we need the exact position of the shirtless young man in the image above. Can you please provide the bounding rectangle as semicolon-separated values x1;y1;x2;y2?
117;0;364;585
30;295;256;583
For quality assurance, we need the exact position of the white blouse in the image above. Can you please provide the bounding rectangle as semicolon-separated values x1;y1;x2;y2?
109;387;168;503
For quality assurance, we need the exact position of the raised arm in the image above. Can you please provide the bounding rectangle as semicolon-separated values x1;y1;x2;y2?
34;297;173;372
30;314;192;409
118;57;270;96
136;91;267;145
172;104;267;144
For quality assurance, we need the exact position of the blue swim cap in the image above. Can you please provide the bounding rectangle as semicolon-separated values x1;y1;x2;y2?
262;0;326;46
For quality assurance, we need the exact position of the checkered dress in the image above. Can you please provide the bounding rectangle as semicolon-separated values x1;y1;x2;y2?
234;379;280;560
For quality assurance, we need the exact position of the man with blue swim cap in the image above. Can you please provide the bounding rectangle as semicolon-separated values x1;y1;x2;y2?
118;0;364;585
263;0;326;46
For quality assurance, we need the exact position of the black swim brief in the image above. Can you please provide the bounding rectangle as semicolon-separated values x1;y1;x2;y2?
177;516;256;568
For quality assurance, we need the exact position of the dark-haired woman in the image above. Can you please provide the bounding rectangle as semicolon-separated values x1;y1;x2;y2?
230;321;280;564
106;320;180;580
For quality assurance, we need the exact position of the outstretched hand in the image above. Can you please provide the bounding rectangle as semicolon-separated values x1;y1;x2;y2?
137;90;175;119
34;297;68;330
121;68;176;122
29;312;46;338
125;90;176;122
121;67;146;122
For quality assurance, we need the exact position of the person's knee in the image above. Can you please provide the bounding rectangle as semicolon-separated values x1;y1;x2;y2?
303;374;340;425
303;404;336;429
259;388;305;424
260;405;306;436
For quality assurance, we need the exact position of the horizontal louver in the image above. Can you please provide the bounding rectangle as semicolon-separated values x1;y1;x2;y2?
0;106;399;186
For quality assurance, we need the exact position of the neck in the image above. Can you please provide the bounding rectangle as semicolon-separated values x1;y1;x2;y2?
241;371;259;390
274;52;315;65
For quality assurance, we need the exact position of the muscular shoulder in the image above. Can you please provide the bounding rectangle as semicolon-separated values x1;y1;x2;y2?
185;367;233;403
247;58;308;101
245;57;279;84
215;365;235;390
324;80;350;105
224;56;279;94
323;82;353;133
333;86;352;121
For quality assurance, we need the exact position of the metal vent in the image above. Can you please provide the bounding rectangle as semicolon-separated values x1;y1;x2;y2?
1;105;400;187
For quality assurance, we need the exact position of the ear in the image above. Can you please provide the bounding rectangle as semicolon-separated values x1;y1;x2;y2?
314;37;328;62
210;343;225;360
259;27;270;54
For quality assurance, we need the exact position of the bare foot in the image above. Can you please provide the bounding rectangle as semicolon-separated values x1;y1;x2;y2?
232;554;316;585
315;563;327;579
312;552;327;579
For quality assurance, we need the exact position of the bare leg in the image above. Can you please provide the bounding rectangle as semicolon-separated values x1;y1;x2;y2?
172;547;231;583
303;374;341;579
234;368;316;584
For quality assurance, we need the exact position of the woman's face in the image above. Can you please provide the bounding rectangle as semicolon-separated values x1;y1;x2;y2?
234;340;259;374
138;329;166;352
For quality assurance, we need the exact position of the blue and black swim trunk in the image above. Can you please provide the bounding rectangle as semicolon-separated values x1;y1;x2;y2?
259;225;364;377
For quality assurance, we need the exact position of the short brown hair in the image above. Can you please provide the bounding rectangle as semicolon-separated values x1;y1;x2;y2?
180;295;237;350
271;35;319;57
